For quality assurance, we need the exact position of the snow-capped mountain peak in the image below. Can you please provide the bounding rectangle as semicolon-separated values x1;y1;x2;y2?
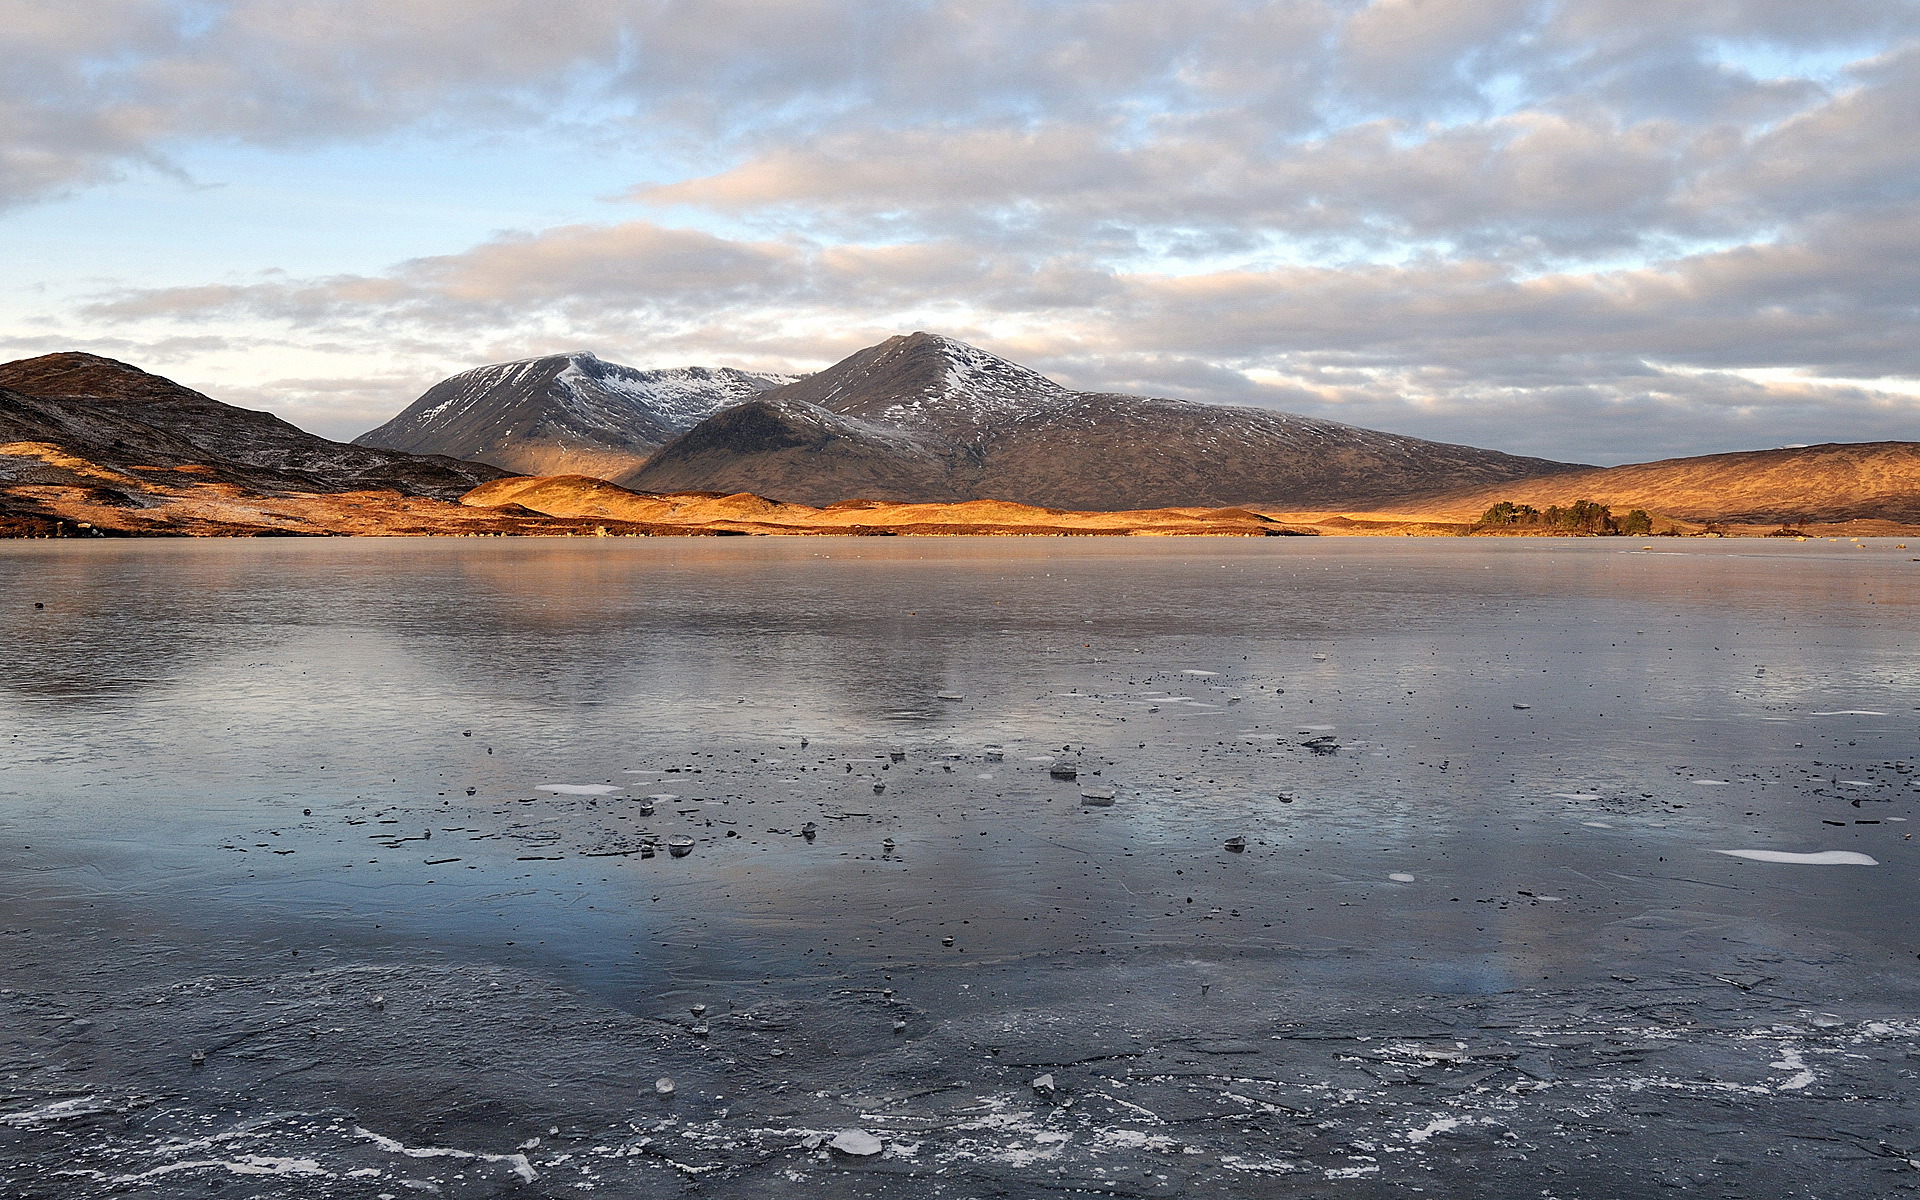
354;351;797;477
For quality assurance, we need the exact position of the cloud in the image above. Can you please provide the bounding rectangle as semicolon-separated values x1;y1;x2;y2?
63;194;1920;462
7;1;1920;463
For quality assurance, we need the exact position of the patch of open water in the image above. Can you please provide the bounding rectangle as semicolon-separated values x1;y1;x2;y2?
1;536;1916;1197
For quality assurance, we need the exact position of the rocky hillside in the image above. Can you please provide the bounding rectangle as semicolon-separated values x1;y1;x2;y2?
354;352;795;477
1392;441;1920;526
0;352;505;499
621;333;1584;509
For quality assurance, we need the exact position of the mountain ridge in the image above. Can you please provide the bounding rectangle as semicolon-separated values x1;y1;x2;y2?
10;347;1916;538
618;332;1586;509
354;351;795;477
1385;440;1920;526
0;352;504;499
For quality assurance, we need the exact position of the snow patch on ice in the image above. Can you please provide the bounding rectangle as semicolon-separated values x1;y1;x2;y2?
1770;1046;1817;1091
113;1156;327;1182
1324;1161;1380;1178
1405;1116;1465;1144
0;1096;118;1126
356;1127;538;1183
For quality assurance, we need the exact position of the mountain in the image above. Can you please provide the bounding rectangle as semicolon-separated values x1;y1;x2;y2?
0;352;505;499
353;352;796;477
619;333;1584;508
1387;441;1920;526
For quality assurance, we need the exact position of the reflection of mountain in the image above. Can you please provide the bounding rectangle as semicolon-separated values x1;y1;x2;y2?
1;558;218;709
354;353;796;478
1394;441;1920;526
0;352;505;498
379;541;987;726
621;333;1584;508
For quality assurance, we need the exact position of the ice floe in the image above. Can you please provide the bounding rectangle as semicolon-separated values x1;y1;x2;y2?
536;784;619;796
1714;849;1878;866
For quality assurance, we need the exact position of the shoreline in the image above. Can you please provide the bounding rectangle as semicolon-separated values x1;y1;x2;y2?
9;475;1918;540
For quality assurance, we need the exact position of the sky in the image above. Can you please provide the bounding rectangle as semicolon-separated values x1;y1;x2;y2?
4;1;1919;464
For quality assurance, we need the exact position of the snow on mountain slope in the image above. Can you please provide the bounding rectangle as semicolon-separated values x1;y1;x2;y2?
355;352;796;478
764;332;1073;437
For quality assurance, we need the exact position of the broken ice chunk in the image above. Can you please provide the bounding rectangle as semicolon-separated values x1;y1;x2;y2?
829;1129;884;1157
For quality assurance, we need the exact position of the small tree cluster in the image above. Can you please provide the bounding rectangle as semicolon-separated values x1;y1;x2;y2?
1475;500;1653;535
1478;501;1540;525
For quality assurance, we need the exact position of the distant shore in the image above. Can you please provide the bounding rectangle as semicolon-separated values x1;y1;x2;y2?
7;486;1917;543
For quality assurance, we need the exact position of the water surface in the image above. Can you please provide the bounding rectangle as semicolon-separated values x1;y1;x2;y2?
2;537;1916;1197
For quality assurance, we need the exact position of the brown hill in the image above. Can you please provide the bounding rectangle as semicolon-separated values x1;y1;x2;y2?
1389;441;1920;526
0;352;505;499
460;473;1320;536
0;353;553;536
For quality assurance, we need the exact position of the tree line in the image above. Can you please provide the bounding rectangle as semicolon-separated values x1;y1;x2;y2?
1475;500;1654;536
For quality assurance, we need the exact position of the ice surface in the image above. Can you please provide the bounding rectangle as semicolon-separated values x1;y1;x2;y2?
5;538;1918;1200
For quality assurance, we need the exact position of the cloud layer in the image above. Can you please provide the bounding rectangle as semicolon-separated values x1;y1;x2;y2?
6;1;1920;460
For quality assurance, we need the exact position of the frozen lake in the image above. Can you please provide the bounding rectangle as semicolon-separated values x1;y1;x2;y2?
2;536;1916;1197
